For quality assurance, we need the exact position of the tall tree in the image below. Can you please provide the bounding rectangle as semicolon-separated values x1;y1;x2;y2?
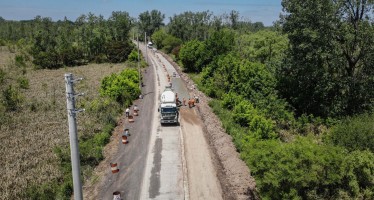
168;11;213;41
138;10;164;36
279;0;374;117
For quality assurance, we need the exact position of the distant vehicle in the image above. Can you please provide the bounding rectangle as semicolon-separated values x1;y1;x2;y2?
147;42;153;49
159;86;179;125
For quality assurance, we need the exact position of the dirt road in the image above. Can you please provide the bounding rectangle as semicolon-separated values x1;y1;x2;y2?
180;108;223;200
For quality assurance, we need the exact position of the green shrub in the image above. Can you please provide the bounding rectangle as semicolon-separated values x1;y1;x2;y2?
210;98;374;199
343;150;374;197
232;100;277;139
0;68;5;84
128;49;139;62
162;35;182;53
17;76;29;89
0;39;6;46
327;113;374;152
100;68;140;105
79;139;103;166
57;177;73;200
94;132;111;146
240;136;374;200
15;54;26;67
1;85;24;111
25;182;58;200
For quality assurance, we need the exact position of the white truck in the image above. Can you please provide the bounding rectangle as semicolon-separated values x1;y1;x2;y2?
159;86;179;124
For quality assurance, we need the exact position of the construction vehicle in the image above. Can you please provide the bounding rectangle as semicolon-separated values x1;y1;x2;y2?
159;86;179;124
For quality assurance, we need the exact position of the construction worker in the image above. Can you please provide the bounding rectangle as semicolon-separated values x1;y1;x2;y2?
123;129;130;137
188;98;192;108
125;107;130;117
176;97;181;106
195;95;199;103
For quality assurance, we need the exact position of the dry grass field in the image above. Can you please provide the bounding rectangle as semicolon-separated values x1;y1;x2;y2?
0;46;125;199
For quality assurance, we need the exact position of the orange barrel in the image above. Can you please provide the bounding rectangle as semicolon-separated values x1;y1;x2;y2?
128;115;134;123
122;135;128;144
110;163;119;173
113;191;121;200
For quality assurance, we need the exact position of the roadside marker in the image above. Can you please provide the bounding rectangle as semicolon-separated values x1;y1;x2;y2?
128;115;135;123
110;163;119;173
122;135;128;144
113;191;121;200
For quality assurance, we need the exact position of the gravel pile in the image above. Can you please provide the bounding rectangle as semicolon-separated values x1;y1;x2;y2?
161;52;258;200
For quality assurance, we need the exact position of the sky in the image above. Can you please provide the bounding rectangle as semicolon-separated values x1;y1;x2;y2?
0;0;282;26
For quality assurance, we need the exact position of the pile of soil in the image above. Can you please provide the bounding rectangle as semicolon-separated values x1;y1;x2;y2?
161;52;258;200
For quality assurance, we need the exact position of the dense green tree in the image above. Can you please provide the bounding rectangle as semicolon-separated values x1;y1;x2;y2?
138;10;165;36
279;0;374;117
161;34;182;53
204;28;235;61
151;28;168;49
168;11;213;41
105;40;134;63
179;40;207;72
236;30;288;65
108;11;133;42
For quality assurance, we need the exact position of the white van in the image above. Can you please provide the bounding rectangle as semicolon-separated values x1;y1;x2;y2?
147;42;153;48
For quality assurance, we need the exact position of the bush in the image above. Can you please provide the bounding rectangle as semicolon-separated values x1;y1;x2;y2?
128;49;139;62
162;35;182;53
25;182;58;200
211;97;374;199
233;100;277;140
0;38;6;46
242;137;374;199
94;132;111;146
327;113;374;152
0;68;5;84
221;92;244;110
32;50;62;69
1;85;24;111
100;68;140;105
17;77;29;89
15;54;26;67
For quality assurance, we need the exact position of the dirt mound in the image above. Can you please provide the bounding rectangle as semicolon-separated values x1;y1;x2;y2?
161;52;258;200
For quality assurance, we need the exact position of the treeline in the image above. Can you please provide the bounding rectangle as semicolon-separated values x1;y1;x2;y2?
149;10;266;63
0;10;264;69
147;2;374;199
0;12;134;68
